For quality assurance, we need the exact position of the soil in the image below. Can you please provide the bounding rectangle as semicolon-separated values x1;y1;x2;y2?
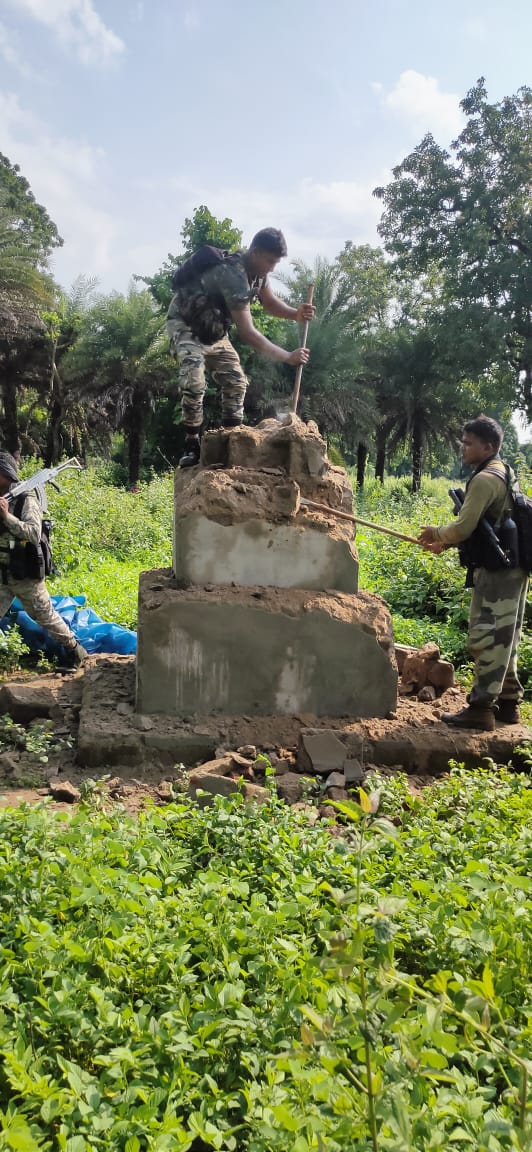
0;658;529;818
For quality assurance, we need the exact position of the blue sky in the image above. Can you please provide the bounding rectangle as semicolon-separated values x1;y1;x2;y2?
0;0;530;294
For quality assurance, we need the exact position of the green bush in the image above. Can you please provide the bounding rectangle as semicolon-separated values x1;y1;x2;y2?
0;770;530;1150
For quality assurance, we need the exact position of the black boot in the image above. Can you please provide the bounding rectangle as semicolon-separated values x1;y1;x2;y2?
497;700;521;725
179;435;201;468
57;641;88;674
442;703;495;732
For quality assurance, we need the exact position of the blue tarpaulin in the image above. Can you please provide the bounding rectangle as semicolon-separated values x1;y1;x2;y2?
0;594;137;657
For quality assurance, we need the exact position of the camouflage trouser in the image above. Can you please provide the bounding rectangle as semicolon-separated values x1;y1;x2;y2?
0;577;77;652
167;315;248;431
468;566;529;705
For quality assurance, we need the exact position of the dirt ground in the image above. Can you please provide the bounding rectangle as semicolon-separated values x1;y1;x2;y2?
0;657;529;818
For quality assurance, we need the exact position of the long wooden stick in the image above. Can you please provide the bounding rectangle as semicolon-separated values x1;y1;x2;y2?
290;283;315;414
299;498;422;546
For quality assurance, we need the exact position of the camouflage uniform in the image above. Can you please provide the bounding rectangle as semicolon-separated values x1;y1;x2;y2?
0;490;79;653
467;566;528;705
167;254;265;431
436;456;529;706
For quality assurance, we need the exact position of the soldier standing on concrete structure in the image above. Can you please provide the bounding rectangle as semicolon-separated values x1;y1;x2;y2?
167;227;314;467
418;416;528;731
0;452;88;670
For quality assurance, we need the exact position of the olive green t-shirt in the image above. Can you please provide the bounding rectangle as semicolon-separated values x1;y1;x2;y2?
436;457;513;545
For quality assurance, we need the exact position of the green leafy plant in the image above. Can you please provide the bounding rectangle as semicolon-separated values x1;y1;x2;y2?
0;767;529;1149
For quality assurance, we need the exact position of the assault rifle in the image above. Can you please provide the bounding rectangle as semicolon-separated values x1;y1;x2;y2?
6;458;84;505
449;487;511;568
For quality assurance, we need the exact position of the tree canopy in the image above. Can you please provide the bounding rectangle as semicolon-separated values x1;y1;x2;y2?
374;79;532;412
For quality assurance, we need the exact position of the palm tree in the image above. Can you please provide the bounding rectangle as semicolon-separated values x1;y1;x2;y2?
365;323;472;492
279;257;375;456
0;199;55;451
63;287;175;485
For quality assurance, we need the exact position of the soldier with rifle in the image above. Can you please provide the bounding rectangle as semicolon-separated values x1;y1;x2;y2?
418;416;527;731
0;452;88;671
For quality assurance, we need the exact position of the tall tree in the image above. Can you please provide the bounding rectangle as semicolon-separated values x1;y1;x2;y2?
0;197;56;451
141;205;243;312
42;277;98;464
374;79;532;411
63;288;174;485
363;320;476;492
280;257;374;452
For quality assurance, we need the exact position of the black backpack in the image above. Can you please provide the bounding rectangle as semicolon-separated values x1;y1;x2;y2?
170;245;235;291
510;476;532;573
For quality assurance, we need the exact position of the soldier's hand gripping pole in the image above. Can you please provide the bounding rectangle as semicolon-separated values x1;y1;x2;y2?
290;283;315;414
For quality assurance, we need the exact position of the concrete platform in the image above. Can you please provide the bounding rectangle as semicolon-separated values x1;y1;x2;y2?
76;656;532;776
135;569;396;719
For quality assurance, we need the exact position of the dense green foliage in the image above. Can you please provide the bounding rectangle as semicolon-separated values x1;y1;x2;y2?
0;768;530;1150
44;464;173;628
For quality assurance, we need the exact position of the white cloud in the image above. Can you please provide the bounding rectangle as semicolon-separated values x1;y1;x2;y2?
3;0;125;65
134;172;385;277
0;20;31;75
378;70;464;142
0;90;116;283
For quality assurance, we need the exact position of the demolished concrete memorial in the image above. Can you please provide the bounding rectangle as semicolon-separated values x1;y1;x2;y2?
136;416;398;720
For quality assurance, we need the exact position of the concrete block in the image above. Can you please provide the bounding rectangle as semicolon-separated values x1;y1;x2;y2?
136;571;397;720
344;758;364;783
173;514;358;593
0;682;60;723
299;731;348;774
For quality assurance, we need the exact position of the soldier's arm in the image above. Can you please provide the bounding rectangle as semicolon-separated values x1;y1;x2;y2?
435;474;503;545
3;493;42;548
258;280;314;322
231;305;309;365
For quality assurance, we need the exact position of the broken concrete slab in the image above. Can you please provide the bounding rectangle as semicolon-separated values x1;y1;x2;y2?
0;681;62;723
136;570;397;719
344;759;364;783
299;731;348;774
188;768;269;807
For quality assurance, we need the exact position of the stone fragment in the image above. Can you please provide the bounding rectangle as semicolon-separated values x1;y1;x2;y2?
49;780;80;803
274;772;308;804
324;771;346;789
230;752;253;770
344;759;364;784
116;702;134;716
192;756;234;776
237;744;257;758
0;752;18;775
241;782;270;805
189;772;239;805
399;642;455;696
418;685;437;703
156;781;174;803
0;683;58;723
327;787;349;802
299;731;347;775
131;714;154;731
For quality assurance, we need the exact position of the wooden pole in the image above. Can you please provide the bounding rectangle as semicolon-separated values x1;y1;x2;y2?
299;498;422;546
290;283;315;413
